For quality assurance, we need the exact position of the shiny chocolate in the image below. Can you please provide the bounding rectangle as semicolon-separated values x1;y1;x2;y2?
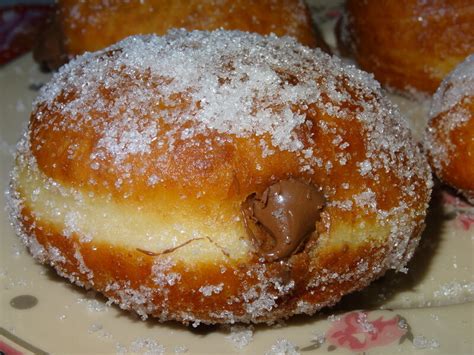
242;178;325;261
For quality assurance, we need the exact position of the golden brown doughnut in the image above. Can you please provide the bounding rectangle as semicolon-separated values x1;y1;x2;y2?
337;0;474;93
425;54;474;203
9;30;431;324
34;0;329;70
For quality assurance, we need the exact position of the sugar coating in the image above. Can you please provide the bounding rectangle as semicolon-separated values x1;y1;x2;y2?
62;0;309;49
433;281;474;302
199;283;224;296
88;323;103;333
430;54;474;119
173;345;188;353
424;54;473;192
34;30;426;184
412;335;440;349
265;338;299;355
8;30;432;325
310;331;325;348
116;338;165;355
224;325;254;349
31;30;430;209
77;291;108;312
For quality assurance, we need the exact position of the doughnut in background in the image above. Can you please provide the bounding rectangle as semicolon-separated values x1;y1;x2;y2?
337;0;474;93
34;0;329;70
425;54;474;203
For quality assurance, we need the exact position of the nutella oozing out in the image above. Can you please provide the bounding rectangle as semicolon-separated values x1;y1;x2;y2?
242;179;325;261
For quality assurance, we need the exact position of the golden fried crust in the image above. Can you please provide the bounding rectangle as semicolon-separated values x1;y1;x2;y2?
30;98;413;212
427;98;474;200
20;205;387;324
10;32;431;324
57;0;326;54
337;0;474;93
425;55;474;202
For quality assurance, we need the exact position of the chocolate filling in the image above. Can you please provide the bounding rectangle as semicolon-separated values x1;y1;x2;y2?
242;178;325;262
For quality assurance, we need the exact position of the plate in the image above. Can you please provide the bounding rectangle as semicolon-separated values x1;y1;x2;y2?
1;1;473;354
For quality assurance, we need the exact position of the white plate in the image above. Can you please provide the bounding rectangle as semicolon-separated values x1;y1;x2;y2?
1;2;474;353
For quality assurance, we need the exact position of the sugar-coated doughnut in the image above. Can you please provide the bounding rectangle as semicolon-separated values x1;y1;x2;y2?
9;30;432;324
425;54;474;203
337;0;474;93
34;0;328;71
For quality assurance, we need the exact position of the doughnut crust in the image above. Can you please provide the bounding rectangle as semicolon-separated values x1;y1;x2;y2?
337;0;474;93
34;0;328;70
9;30;432;324
425;55;474;203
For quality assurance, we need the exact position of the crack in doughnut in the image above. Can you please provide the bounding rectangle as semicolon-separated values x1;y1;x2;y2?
136;237;205;257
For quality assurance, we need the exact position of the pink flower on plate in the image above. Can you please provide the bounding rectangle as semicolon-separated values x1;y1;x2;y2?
326;311;406;351
441;190;473;210
458;214;474;231
0;340;23;355
441;190;471;209
440;190;474;230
